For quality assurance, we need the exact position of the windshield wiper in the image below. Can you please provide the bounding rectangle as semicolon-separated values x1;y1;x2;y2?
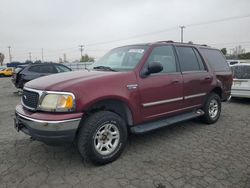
93;66;116;72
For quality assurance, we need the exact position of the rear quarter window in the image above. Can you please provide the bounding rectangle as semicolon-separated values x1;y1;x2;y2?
200;48;230;72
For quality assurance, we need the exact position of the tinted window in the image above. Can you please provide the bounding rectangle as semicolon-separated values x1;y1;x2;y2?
201;48;230;72
28;65;55;73
28;65;41;73
146;46;177;74
176;47;201;71
231;65;250;79
40;65;55;73
55;65;71;73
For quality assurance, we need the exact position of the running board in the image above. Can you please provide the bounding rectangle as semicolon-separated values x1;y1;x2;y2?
130;109;204;134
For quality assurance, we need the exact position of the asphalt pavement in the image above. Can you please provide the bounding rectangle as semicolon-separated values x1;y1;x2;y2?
0;77;250;188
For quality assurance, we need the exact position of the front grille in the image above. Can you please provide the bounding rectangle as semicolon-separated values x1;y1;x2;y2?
22;90;39;110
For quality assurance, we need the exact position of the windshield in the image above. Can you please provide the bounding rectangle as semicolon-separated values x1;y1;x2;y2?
231;65;250;79
90;45;148;71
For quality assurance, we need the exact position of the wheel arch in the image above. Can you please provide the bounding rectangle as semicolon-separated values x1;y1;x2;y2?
210;87;222;99
83;98;134;126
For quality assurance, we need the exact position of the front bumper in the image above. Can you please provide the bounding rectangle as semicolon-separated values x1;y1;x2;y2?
15;105;83;144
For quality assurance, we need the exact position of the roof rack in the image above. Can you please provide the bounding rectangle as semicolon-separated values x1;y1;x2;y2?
154;41;210;47
156;40;174;43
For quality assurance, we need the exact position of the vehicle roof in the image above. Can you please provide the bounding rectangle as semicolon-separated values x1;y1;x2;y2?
117;41;215;49
28;63;66;66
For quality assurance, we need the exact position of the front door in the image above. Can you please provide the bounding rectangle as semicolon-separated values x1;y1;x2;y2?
138;45;184;122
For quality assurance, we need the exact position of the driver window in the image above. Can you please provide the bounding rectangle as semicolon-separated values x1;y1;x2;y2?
146;45;177;74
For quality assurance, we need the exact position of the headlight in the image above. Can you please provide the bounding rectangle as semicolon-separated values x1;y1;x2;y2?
39;93;75;112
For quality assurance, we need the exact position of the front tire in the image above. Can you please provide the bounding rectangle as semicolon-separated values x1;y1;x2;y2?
201;92;221;124
77;111;127;165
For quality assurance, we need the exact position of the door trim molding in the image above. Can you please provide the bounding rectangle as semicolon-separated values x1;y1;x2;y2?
142;97;183;107
142;92;206;108
184;93;206;99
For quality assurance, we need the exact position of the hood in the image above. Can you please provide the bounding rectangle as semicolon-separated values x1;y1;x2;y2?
25;70;121;91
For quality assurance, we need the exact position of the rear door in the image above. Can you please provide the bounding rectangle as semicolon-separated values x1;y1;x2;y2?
138;45;184;121
175;46;212;109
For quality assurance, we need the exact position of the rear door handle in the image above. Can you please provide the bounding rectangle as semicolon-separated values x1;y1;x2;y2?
204;76;212;80
171;79;180;84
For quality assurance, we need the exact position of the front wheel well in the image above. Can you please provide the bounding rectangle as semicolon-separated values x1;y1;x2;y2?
85;99;133;126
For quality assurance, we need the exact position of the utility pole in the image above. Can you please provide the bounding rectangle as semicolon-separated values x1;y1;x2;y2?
8;46;12;63
79;45;84;61
180;26;185;43
29;52;32;61
41;48;44;62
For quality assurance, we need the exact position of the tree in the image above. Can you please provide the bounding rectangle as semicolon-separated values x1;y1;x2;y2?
0;53;5;66
80;54;95;62
221;48;227;55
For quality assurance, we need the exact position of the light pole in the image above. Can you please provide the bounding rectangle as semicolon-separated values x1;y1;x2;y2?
41;48;44;62
79;45;84;61
8;46;12;63
29;52;32;61
180;26;185;43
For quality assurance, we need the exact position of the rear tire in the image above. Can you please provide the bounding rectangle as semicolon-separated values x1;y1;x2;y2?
201;92;221;124
77;111;127;165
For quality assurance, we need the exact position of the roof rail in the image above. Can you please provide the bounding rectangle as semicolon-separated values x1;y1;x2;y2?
156;40;174;43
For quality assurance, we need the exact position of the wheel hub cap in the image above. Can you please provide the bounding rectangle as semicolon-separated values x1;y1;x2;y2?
209;99;218;119
94;123;120;155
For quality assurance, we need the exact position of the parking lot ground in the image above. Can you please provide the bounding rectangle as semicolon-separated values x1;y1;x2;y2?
0;77;250;188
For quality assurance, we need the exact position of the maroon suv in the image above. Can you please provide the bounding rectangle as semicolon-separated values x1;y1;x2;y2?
15;41;232;164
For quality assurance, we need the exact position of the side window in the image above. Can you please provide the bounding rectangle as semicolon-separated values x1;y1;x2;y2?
39;65;56;73
55;65;71;73
146;46;177;74
200;48;230;72
28;65;41;73
176;46;201;72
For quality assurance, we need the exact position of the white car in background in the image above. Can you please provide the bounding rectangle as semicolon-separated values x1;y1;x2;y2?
230;63;250;98
227;59;249;66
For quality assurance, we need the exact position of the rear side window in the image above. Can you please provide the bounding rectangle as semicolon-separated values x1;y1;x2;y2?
40;65;56;73
28;65;56;73
28;65;40;73
176;46;204;72
231;65;250;79
201;48;230;72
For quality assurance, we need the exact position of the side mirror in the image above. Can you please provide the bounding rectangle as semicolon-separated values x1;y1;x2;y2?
148;62;163;74
142;62;163;77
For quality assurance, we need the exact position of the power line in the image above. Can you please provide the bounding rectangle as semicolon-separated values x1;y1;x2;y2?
186;14;250;27
83;14;250;47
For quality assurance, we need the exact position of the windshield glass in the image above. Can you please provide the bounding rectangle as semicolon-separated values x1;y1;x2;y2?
90;45;148;71
231;65;250;79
